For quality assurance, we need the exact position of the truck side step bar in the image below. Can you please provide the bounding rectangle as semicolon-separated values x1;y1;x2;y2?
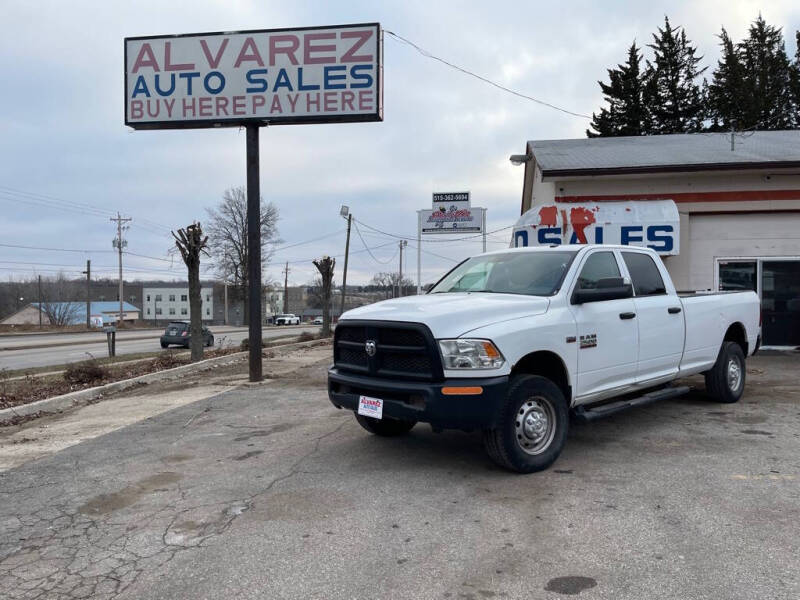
573;385;691;422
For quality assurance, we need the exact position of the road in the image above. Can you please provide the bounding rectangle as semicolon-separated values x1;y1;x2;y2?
0;353;798;599
0;325;317;370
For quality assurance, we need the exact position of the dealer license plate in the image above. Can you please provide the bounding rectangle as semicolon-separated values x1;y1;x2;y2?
358;395;383;419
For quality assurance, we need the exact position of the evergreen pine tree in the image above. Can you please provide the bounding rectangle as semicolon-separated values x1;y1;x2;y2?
738;15;793;129
587;42;650;137
707;28;747;131
644;17;707;133
788;31;800;126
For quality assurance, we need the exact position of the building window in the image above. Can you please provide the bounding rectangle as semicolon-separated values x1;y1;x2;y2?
129;295;136;303
146;308;151;315
181;294;187;302
181;308;188;315
169;294;176;302
206;295;210;302
155;294;162;302
169;308;176;315
206;308;210;316
99;295;105;301
146;294;151;302
155;307;162;315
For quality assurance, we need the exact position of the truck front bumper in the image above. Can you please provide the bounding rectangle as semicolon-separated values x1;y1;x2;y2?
327;367;509;430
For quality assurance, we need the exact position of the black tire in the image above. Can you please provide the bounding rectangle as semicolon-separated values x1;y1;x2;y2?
160;342;168;349
355;413;416;437
483;375;569;473
704;341;745;403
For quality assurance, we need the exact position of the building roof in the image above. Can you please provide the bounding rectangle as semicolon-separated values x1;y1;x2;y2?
528;130;800;177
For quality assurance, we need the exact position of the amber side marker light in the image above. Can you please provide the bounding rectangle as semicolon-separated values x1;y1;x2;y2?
441;386;484;396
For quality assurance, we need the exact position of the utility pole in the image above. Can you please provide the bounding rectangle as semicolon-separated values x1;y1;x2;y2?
339;208;352;318
224;281;228;325
416;211;422;295
82;260;91;329
110;212;132;326
482;208;487;253
37;275;42;328
282;262;290;313
398;240;407;298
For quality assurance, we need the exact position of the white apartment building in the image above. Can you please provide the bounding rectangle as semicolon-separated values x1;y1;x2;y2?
142;286;214;322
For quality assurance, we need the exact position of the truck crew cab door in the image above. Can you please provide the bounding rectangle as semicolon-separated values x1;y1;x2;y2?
621;251;685;384
568;250;639;401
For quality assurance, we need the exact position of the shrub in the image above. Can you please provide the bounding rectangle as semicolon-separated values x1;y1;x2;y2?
64;359;109;385
298;331;317;342
152;351;184;370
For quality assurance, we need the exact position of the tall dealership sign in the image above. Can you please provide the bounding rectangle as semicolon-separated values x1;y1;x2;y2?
416;192;487;294
125;23;383;380
125;23;382;128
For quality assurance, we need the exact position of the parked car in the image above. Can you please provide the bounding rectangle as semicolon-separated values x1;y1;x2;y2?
274;314;300;325
328;245;761;473
160;321;214;348
312;316;324;325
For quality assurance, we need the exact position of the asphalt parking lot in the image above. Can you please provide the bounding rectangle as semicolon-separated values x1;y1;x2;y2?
1;353;798;599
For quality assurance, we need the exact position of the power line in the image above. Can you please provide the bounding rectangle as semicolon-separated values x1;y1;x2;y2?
352;220;400;264
354;218;514;243
384;30;592;120
0;242;114;253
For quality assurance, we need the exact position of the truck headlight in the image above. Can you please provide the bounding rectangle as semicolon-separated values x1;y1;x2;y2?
438;339;505;370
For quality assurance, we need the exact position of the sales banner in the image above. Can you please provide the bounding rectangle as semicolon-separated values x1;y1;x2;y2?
125;23;382;129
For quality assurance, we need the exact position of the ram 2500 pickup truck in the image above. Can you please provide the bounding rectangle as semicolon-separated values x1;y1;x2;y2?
328;245;761;473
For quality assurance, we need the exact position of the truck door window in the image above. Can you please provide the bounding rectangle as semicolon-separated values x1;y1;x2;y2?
622;252;666;296
576;252;620;289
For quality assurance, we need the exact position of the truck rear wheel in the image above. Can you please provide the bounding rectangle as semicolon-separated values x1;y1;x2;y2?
483;375;568;473
705;341;745;403
355;413;416;437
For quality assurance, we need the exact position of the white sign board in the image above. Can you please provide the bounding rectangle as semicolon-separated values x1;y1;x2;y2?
422;191;484;234
511;200;679;255
125;23;382;129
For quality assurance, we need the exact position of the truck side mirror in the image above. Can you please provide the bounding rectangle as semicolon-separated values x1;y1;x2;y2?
572;278;633;304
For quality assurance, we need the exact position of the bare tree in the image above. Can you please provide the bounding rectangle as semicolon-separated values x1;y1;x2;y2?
205;186;280;325
39;273;82;327
173;222;210;361
370;272;414;300
313;256;335;337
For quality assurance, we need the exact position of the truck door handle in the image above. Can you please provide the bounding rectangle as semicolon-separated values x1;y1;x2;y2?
619;312;636;320
668;307;682;314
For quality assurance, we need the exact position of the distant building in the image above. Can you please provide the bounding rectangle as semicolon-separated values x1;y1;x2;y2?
0;301;139;326
142;286;214;322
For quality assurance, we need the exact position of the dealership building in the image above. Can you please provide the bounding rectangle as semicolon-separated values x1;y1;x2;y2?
513;130;800;347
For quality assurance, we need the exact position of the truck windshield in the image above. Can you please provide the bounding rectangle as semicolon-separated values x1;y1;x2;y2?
429;251;576;296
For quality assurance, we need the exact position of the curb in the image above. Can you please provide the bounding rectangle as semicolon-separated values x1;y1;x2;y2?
0;338;331;422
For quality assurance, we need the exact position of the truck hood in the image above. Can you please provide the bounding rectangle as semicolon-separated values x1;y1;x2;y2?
340;293;550;338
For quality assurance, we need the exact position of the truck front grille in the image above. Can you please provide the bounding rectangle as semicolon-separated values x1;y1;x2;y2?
334;321;442;381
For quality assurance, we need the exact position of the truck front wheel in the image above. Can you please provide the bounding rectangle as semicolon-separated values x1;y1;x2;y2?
483;375;568;473
705;341;745;403
355;413;416;436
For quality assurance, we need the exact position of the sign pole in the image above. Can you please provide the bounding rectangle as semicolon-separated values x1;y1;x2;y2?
416;211;422;295
482;209;487;253
246;124;262;382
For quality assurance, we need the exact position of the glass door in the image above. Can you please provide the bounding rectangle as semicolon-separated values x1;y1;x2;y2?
761;261;800;347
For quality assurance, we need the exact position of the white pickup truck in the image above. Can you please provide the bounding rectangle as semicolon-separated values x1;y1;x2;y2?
328;245;761;473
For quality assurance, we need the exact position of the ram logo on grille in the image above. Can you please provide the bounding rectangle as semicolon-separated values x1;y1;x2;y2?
364;340;377;357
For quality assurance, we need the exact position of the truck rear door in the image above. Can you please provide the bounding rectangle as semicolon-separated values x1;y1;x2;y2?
621;251;685;384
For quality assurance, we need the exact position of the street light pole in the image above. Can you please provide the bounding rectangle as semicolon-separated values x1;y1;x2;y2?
339;207;352;318
398;240;407;297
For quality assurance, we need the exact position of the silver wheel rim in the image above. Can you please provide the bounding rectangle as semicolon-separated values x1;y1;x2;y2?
727;357;742;392
515;396;556;455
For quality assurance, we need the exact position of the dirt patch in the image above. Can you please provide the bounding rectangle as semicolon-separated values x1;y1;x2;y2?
78;472;182;516
0;347;241;410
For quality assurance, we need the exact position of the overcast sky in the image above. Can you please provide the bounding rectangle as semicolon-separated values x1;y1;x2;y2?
1;0;798;289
